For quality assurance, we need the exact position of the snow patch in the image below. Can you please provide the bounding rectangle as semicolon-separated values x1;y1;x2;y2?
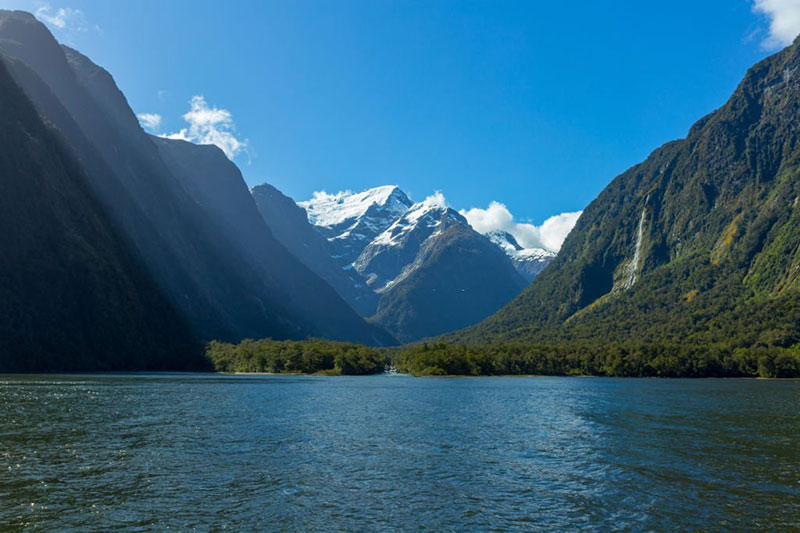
369;193;451;248
299;185;411;228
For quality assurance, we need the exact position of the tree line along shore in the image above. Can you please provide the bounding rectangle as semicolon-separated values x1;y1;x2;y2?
206;338;800;378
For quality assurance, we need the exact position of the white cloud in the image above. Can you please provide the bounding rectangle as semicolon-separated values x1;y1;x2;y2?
753;0;800;49
162;95;248;160
460;201;581;252
420;191;447;208
35;4;85;30
136;112;162;131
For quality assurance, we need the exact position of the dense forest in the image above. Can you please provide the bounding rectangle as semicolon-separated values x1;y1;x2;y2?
206;339;388;375
206;338;800;378
393;342;800;378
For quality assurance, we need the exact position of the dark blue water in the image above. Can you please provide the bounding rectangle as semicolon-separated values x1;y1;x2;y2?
0;374;797;530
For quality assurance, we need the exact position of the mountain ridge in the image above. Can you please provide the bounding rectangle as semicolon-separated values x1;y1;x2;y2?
251;183;380;316
300;185;414;268
373;221;528;342
355;194;466;291
0;10;394;348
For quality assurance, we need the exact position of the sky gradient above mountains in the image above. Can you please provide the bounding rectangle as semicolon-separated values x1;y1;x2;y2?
0;0;798;226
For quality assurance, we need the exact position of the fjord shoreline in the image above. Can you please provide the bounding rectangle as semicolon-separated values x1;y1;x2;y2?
206;338;800;378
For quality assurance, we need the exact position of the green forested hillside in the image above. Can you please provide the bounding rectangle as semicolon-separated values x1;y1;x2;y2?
448;35;800;355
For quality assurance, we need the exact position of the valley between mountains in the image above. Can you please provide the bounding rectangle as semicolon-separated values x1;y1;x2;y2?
1;9;799;377
258;184;552;342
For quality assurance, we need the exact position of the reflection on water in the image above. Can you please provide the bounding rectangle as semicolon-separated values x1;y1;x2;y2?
0;374;797;529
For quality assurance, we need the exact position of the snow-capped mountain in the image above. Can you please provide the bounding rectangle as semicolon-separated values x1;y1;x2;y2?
486;230;555;282
354;192;466;291
291;185;533;341
299;185;413;267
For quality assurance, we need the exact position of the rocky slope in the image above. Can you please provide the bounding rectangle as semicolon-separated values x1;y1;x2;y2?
152;138;393;344
251;183;378;316
354;193;467;291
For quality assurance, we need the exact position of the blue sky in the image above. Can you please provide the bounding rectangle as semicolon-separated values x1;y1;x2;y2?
2;0;799;236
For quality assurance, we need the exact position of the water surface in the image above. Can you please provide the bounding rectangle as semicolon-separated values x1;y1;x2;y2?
0;374;797;530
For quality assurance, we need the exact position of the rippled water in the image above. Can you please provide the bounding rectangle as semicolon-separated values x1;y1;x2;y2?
0;374;798;530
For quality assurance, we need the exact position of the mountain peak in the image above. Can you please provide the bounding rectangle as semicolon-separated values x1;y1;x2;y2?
0;10;75;84
300;185;412;229
487;230;523;252
376;184;412;205
401;192;462;224
0;10;58;50
299;185;414;267
354;195;471;290
0;9;36;21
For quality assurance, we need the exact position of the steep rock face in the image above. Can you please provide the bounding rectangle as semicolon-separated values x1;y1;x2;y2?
454;37;800;347
355;195;468;291
373;224;528;342
0;10;393;346
486;230;555;283
151;137;268;253
251;183;379;316
299;185;413;267
151;137;395;346
0;56;203;371
0;11;254;340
